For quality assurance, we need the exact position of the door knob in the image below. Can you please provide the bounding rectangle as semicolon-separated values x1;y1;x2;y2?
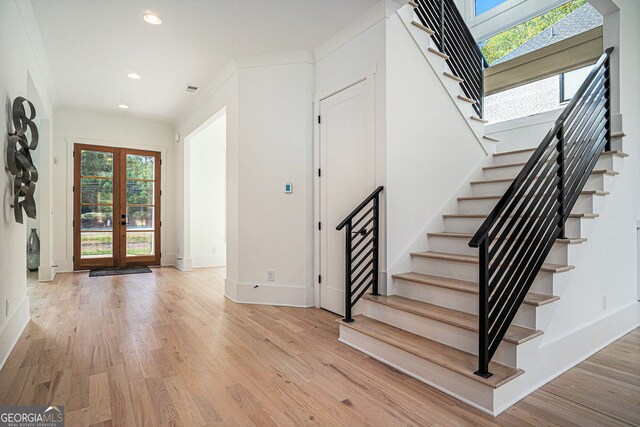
351;228;367;236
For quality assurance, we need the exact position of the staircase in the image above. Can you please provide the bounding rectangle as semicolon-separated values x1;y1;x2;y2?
335;0;629;416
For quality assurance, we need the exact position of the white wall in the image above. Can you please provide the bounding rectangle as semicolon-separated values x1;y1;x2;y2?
385;9;488;287
0;0;56;367
485;108;562;152
176;53;314;307
52;109;176;271
190;113;227;268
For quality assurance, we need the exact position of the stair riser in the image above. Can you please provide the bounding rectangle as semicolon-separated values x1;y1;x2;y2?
410;255;557;290
394;279;538;329
361;299;519;367
428;235;571;264
470;173;610;197
338;325;498;413
458;194;602;215
484;155;622;180
443;216;584;238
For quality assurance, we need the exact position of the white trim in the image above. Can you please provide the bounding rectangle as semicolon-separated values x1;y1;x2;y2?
0;296;29;371
313;69;377;310
62;137;169;271
485;108;562;134
225;282;312;308
235;51;314;70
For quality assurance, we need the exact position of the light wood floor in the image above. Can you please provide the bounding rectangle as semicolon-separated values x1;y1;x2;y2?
0;267;638;426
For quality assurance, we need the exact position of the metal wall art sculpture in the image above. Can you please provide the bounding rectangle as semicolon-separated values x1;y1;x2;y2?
6;97;38;223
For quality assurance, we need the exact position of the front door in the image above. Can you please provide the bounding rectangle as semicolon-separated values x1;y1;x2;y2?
319;79;374;315
73;144;161;270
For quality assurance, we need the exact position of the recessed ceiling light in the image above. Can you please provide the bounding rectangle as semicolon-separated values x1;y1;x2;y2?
143;14;162;25
118;104;129;109
127;73;141;80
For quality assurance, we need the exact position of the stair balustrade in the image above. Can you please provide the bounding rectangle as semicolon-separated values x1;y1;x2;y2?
469;48;614;377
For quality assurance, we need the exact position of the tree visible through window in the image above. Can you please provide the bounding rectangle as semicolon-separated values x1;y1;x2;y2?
480;0;587;64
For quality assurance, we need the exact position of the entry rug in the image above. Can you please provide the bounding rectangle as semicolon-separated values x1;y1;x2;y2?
89;266;152;277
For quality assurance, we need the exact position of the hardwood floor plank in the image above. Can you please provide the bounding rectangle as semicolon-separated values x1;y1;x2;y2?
0;267;636;426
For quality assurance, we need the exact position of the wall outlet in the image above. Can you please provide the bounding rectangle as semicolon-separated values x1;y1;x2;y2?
267;271;275;282
602;295;607;311
212;246;217;254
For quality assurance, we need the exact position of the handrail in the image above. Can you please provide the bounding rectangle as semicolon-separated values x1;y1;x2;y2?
336;186;384;230
467;48;613;378
337;186;383;322
414;0;488;117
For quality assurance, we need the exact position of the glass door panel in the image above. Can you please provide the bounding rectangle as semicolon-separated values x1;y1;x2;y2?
122;150;160;265
74;145;119;269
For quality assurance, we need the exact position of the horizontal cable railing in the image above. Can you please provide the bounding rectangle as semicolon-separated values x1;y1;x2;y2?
337;186;383;322
414;0;489;117
468;48;613;377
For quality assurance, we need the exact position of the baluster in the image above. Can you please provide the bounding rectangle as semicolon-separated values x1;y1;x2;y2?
440;0;445;55
557;125;566;239
604;56;612;152
475;238;492;378
344;221;353;322
372;195;380;296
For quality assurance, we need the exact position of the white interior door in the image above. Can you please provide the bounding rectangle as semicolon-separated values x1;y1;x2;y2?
319;79;374;315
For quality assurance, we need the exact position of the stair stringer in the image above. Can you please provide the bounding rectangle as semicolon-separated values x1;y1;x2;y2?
385;7;496;295
396;4;494;153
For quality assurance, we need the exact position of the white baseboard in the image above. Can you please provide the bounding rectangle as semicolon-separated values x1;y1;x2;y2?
191;255;226;269
225;279;312;307
0;296;30;370
38;265;55;281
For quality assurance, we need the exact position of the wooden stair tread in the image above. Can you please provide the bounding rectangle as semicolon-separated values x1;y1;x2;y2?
470;116;489;123
427;231;587;245
338;315;523;388
411;21;435;35
457;95;476;104
470;169;617;185
411;251;574;273
392;272;559;306
494;148;627;158
485;151;628;171
443;71;464;83
442;212;599;219
428;47;449;59
362;295;543;344
458;190;609;201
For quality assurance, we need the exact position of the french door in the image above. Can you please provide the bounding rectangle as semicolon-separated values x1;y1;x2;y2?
73;144;161;270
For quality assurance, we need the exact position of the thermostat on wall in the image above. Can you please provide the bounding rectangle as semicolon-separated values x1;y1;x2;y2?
284;182;293;194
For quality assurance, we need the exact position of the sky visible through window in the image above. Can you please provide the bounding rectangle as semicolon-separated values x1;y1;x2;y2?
475;0;508;16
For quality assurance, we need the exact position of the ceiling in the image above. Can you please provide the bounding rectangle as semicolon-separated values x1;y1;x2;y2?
30;0;381;123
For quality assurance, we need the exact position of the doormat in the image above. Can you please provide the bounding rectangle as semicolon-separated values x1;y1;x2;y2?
89;266;152;277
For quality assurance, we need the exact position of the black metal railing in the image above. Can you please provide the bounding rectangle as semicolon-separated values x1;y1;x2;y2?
337;186;383;322
414;0;489;117
468;48;613;377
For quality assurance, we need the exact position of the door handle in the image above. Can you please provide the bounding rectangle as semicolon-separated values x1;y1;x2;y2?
351;228;367;236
